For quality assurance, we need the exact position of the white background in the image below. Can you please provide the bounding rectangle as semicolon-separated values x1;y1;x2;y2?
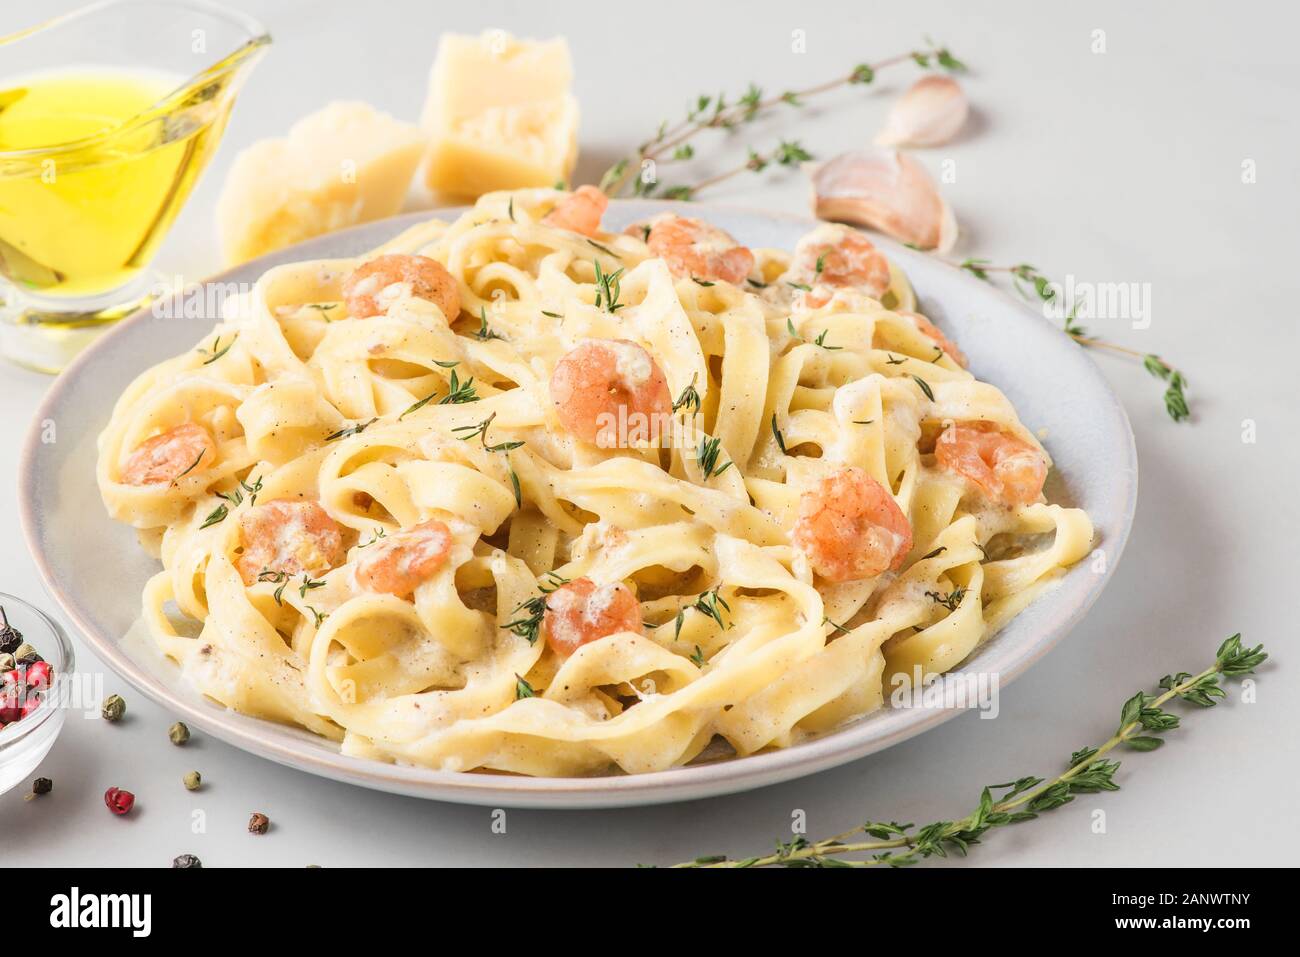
1;0;1295;867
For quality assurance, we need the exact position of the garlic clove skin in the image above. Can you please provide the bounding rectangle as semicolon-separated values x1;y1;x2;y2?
809;149;958;253
875;74;969;148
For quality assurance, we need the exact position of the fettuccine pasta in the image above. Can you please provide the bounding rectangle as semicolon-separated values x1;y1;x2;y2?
97;187;1093;776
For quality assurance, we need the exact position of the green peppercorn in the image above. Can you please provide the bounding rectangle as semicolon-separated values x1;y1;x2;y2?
0;653;14;673
13;643;39;663
172;854;202;868
248;812;270;834
183;770;202;791
168;721;191;745
101;694;126;722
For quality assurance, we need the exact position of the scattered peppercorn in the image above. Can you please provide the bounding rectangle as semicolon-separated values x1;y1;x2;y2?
101;694;126;722
168;721;191;745
24;777;53;801
248;812;270;835
183;770;202;791
104;786;135;815
13;643;39;664
172;854;202;869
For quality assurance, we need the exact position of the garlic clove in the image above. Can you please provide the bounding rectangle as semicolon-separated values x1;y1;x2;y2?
875;74;969;148
809;148;958;253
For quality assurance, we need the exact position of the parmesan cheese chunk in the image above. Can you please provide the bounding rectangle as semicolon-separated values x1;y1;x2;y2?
420;31;579;198
217;101;425;265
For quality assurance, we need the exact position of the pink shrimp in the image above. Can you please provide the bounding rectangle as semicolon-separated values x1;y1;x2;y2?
644;215;755;284
354;519;453;597
542;577;642;657
934;421;1048;506
901;310;968;368
121;423;216;486
549;339;672;448
236;500;347;587
792;466;913;582
343;254;461;321
785;223;891;306
542;185;609;237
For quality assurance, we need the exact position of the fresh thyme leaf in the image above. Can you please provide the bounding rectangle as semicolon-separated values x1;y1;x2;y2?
306;606;327;627
885;354;906;365
541;310;563;319
695;436;733;479
200;334;237;365
399;393;437;420
586;238;622;260
925;585;966;612
476;307;504;341
909;374;935;401
298;574;326;599
356;528;387;548
691;588;731;630
770;413;787;454
813;329;840;350
515;674;536;699
199;502;228;529
673;374;701;414
437;368;479;405
823;616;851;636
787;281;812;292
171;448;206;484
691;276;715;287
593;259;626;313
853;419;875;425
918;546;947;561
507;197;515;222
689;645;706;666
747;278;768;289
325;417;377;442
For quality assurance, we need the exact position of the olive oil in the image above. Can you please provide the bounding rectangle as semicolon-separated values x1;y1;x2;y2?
0;68;219;298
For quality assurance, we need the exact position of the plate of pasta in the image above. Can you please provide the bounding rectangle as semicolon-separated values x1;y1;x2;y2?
20;190;1136;807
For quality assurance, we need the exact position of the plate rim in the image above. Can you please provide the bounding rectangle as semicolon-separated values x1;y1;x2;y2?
18;201;1138;808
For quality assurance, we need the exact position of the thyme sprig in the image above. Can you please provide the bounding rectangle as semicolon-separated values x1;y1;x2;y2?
673;374;702;414
671;634;1266;868
593;259;625;314
502;573;570;645
601;40;965;199
954;259;1190;423
694;435;733;479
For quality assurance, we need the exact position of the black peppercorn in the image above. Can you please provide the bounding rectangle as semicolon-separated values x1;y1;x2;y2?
32;777;52;795
172;854;202;868
0;607;22;656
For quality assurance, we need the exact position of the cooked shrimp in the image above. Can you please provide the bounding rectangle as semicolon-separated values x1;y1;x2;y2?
792;466;913;582
935;421;1047;506
236;500;346;587
902;310;967;368
355;519;453;597
542;185;608;237
542;577;642;657
121;423;215;486
645;215;755;284
343;254;461;321
785;222;891;306
549;339;672;448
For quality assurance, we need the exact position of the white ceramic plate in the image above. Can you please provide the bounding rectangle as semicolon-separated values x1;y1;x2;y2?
19;201;1137;808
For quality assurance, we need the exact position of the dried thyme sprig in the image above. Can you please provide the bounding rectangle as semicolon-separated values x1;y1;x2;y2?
953;259;1190;422
601;40;965;199
670;634;1266;868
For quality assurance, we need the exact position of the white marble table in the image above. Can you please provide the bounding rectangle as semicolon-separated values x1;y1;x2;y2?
1;0;1294;866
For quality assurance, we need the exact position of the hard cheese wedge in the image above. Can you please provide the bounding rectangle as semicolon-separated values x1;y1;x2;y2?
217;101;425;265
420;31;579;198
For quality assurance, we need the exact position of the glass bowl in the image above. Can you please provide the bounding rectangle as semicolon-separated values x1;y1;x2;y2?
0;592;74;796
